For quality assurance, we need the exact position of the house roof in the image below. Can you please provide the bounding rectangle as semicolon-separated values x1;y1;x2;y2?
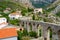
10;12;21;15
0;22;8;25
0;17;6;19
0;28;17;39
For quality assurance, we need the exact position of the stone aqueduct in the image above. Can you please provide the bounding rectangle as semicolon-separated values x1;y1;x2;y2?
20;20;60;40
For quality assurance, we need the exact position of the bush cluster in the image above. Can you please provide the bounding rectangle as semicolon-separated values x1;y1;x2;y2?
17;29;38;40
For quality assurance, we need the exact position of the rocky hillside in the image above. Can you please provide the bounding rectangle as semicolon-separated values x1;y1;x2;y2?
46;0;60;13
30;0;56;8
47;0;60;9
45;0;60;17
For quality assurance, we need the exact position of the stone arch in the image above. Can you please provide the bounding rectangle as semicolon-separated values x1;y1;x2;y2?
47;27;52;31
57;30;60;40
20;21;24;27
22;22;24;27
31;22;38;32
37;24;42;29
37;24;43;37
47;27;53;40
28;22;32;31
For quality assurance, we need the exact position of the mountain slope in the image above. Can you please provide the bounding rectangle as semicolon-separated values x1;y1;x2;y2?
0;0;27;11
51;5;60;14
47;0;60;9
30;0;56;8
45;0;60;14
48;0;60;14
45;0;60;17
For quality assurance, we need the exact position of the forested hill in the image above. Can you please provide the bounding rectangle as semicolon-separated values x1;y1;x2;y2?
0;0;27;11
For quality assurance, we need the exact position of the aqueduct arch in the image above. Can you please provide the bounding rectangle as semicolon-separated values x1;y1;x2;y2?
20;20;60;40
47;27;53;40
57;30;60;40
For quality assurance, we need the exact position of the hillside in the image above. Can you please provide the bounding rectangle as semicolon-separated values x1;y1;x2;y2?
47;0;60;9
0;0;31;20
0;0;30;26
46;0;60;12
30;0;56;8
46;0;60;17
0;0;28;12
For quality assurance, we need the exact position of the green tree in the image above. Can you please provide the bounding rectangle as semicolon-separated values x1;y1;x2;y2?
29;31;37;38
9;19;20;26
23;29;28;36
17;31;23;40
56;12;60;17
28;8;34;12
32;14;35;20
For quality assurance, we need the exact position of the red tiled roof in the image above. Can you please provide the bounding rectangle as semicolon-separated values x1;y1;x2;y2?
0;22;8;25
10;12;20;15
0;28;17;39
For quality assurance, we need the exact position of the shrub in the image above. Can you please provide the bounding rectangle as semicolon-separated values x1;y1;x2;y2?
39;30;42;37
17;31;23;40
43;18;53;23
22;29;28;36
9;19;20;26
22;36;30;40
28;8;34;12
32;14;35;20
56;12;60;17
29;31;37;38
17;29;29;40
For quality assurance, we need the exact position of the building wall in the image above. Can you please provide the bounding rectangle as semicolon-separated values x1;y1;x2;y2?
0;37;17;40
0;18;8;29
0;18;7;23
